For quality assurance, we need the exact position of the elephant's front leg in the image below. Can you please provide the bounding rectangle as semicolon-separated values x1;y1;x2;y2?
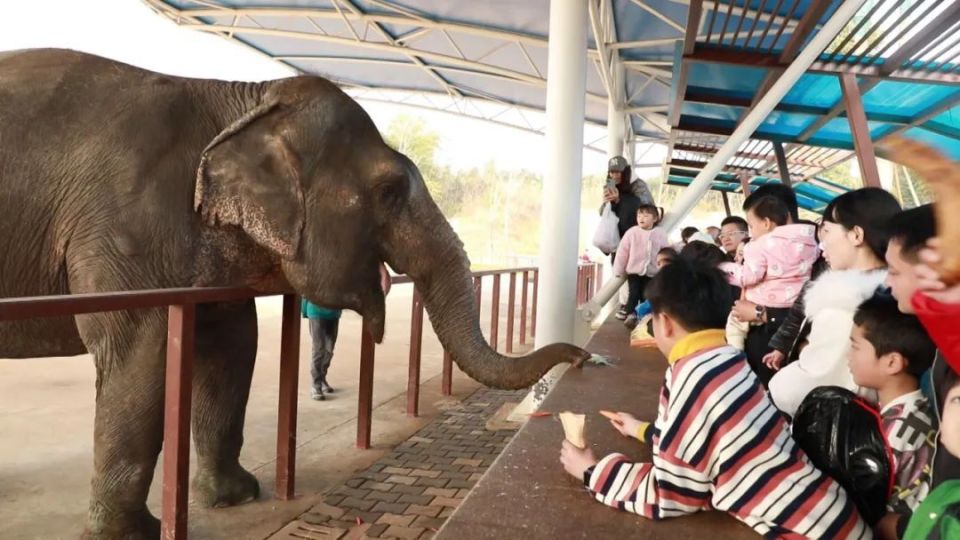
82;314;167;540
190;300;260;508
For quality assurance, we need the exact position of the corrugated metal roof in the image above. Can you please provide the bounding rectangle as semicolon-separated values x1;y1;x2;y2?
147;0;960;190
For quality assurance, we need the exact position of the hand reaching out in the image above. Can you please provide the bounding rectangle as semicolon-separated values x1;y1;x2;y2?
913;240;960;304
762;350;785;371
608;412;648;441
560;440;597;479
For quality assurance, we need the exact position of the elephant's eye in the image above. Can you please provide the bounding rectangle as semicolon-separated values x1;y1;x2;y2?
377;175;409;210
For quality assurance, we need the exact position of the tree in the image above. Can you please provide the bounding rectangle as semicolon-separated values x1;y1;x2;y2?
383;114;466;217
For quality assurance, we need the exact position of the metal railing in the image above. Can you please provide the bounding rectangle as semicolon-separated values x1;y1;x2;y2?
0;262;600;539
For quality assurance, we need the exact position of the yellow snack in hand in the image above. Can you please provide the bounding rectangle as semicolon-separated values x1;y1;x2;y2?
558;411;586;448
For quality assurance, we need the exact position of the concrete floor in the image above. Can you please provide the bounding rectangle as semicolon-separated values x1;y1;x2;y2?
0;281;524;539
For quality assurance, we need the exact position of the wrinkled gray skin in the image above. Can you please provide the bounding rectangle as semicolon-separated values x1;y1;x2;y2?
0;49;589;538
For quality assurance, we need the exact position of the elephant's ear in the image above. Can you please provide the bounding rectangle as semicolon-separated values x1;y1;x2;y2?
195;102;304;259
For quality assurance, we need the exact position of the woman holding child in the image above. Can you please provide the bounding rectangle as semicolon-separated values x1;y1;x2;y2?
767;188;902;416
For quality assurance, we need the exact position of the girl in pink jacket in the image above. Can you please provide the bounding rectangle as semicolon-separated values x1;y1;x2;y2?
720;195;819;383
614;205;668;327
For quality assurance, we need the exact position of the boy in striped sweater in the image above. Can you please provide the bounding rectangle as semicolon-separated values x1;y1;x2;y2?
560;258;870;539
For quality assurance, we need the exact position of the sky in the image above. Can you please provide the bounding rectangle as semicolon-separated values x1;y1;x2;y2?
0;0;665;177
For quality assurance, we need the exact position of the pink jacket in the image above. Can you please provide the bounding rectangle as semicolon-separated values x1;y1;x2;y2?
719;223;819;308
614;226;668;277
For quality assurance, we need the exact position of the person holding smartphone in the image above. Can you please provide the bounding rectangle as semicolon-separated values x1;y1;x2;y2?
602;155;655;318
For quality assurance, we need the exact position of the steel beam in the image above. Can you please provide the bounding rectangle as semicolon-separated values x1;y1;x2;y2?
668;0;702;128
661;0;866;233
880;4;960;76
773;142;792;186
687;46;960;85
839;72;880;188
738;0;834;126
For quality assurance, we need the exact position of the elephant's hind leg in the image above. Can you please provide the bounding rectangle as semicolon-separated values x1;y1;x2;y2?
190;300;260;508
80;310;167;540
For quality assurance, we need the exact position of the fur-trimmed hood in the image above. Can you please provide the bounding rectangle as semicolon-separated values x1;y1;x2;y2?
804;268;888;318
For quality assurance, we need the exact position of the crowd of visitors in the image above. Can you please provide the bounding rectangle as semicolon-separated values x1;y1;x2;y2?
575;161;959;539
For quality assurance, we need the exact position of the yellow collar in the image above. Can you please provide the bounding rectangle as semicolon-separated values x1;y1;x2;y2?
668;329;728;365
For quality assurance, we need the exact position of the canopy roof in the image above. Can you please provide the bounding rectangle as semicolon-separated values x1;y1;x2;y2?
668;0;960;185
147;0;694;146
148;1;959;210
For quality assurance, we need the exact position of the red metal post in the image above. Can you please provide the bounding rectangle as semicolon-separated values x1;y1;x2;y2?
531;270;538;339
441;350;453;396
162;303;195;540
739;171;752;196
357;320;376;449
506;272;516;353
407;288;424;417
519;271;529;346
576;267;584;305
490;274;501;351
275;294;300;500
839;72;882;188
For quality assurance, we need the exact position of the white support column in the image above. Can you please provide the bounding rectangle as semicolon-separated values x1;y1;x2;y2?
606;61;626;158
534;0;589;349
509;0;589;423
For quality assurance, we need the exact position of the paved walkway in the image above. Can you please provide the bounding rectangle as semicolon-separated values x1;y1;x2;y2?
268;387;525;540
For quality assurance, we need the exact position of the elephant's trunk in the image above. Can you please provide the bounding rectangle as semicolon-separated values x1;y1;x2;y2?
405;213;589;390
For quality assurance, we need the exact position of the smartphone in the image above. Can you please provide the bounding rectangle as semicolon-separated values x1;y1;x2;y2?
604;179;616;192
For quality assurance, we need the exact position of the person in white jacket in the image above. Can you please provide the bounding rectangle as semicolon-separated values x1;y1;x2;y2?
768;188;903;417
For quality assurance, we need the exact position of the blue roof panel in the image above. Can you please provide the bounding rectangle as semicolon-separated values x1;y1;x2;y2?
681;102;741;123
782;74;842;110
687;62;766;94
863;82;960;119
758;111;818;138
809;118;889;144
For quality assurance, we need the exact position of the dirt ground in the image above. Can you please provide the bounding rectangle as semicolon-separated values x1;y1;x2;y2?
0;283;520;539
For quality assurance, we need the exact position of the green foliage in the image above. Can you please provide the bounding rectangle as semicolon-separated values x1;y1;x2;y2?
383;115;466;216
385;115;800;263
818;161;860;189
382;114;638;263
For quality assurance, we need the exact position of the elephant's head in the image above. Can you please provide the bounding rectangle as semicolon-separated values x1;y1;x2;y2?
195;76;589;390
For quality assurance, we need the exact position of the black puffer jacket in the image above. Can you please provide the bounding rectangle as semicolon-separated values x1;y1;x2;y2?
599;166;655;238
769;256;829;356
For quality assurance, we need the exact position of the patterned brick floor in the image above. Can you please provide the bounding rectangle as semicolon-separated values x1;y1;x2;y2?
268;388;526;540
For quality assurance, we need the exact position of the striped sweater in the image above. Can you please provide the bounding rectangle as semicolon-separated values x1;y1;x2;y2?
584;333;871;539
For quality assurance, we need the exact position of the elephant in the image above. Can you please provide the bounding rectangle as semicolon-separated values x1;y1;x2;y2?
0;49;590;539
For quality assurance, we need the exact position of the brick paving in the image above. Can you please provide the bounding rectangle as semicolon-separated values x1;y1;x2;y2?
268;388;526;540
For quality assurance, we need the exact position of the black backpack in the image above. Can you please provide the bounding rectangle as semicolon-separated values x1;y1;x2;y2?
792;386;893;525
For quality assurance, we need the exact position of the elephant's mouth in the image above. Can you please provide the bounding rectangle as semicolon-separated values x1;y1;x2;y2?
299;264;386;343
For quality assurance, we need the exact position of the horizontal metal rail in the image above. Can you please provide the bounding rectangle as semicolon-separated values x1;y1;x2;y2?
0;262;592;539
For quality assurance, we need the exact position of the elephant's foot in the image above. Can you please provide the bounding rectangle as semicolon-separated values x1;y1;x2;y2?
192;465;260;508
82;504;160;540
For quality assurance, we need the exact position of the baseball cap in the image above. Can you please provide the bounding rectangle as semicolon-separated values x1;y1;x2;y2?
608;156;628;172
